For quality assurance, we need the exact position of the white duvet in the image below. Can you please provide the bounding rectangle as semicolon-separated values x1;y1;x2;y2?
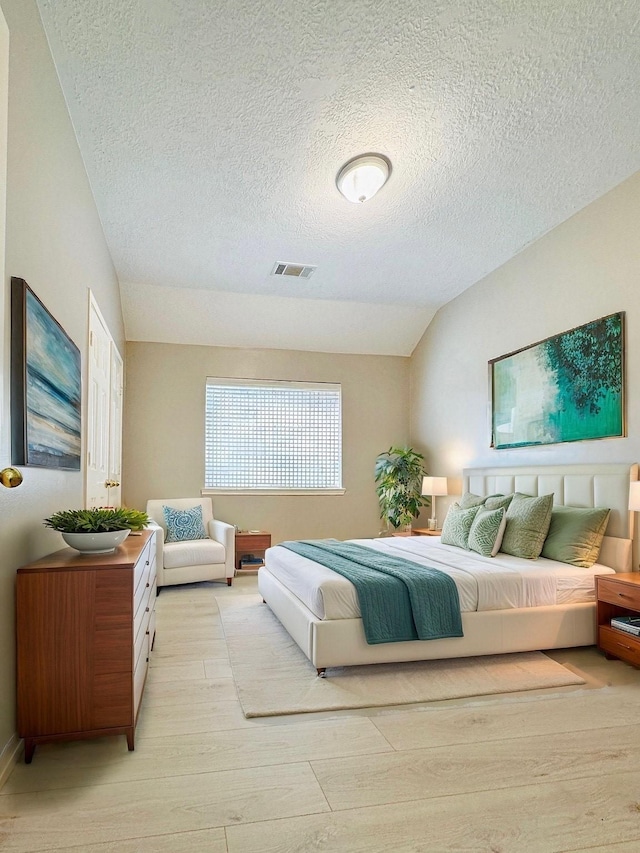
264;536;614;621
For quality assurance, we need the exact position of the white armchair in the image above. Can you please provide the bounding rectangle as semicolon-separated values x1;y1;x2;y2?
145;498;235;589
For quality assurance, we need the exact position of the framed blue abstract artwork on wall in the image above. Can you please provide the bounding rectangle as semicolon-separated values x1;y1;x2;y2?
490;312;625;449
11;277;82;469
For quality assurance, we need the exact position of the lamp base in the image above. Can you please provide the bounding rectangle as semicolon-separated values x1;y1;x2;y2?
428;518;438;531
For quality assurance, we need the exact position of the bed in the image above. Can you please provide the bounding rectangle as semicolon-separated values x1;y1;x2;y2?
258;463;638;675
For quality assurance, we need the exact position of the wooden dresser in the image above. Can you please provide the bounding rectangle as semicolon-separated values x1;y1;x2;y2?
16;530;157;763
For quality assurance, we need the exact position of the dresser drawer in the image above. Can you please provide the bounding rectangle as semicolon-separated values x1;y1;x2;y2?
133;539;153;609
597;577;640;610
148;600;157;651
599;625;640;666
134;585;153;655
236;534;271;551
134;564;152;619
133;633;150;716
148;550;156;585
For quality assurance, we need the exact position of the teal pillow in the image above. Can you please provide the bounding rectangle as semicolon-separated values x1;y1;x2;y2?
441;503;480;549
484;494;514;512
468;507;507;557
541;506;611;568
163;504;208;543
500;492;554;559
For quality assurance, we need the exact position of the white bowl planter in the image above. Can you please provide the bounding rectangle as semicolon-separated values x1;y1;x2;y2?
61;529;131;554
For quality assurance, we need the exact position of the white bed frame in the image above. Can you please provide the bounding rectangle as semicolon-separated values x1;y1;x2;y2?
259;463;638;674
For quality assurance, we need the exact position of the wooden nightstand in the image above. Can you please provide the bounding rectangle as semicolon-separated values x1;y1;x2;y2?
596;573;640;667
387;528;442;537
235;531;271;573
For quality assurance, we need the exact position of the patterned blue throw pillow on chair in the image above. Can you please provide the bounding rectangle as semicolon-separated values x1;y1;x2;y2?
162;504;209;542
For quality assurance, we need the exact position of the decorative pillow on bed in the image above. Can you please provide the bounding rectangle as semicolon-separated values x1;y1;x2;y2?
459;492;504;509
459;492;486;509
440;503;480;549
499;492;554;559
541;506;611;568
163;504;208;543
484;494;514;512
468;507;507;558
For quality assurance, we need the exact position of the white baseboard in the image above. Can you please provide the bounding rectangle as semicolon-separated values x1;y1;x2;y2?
0;734;22;789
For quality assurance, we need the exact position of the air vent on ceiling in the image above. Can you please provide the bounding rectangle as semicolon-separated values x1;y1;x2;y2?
271;261;316;279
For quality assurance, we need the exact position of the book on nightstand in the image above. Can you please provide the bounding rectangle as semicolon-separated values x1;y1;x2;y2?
239;556;264;570
610;615;640;636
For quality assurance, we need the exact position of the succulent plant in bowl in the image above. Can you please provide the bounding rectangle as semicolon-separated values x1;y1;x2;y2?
43;507;150;554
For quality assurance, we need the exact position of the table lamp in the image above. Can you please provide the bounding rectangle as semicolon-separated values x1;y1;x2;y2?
421;476;448;530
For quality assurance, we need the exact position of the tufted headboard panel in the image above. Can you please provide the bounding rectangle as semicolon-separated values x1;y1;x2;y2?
463;463;638;572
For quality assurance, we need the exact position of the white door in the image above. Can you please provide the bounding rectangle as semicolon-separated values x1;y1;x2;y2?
0;12;8;457
108;343;124;507
85;295;114;507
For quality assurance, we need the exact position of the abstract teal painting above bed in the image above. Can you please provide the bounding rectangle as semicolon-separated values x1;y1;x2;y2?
490;313;624;449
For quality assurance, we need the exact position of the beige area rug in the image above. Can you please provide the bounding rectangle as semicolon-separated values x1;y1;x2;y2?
218;595;586;718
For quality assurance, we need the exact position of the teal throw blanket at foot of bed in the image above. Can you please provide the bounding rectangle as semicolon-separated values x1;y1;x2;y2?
279;540;463;645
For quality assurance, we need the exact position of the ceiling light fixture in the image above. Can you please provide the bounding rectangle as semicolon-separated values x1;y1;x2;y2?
336;153;391;204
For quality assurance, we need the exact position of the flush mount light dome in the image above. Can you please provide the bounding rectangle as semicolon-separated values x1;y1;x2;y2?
336;153;391;203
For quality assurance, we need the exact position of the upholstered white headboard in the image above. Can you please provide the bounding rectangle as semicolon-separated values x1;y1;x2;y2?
463;463;638;573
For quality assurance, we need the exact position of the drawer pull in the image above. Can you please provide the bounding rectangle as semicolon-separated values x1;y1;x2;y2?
146;560;150;566
617;642;633;651
146;582;150;588
145;606;150;613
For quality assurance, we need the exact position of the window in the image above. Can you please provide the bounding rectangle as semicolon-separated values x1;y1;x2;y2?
204;378;343;493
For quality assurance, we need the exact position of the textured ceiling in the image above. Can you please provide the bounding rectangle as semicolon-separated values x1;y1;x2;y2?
37;0;640;355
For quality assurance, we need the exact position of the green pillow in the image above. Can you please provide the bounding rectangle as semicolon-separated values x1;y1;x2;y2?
468;507;507;557
459;492;504;509
459;492;486;509
484;494;514;512
441;503;479;549
500;492;554;559
541;506;611;568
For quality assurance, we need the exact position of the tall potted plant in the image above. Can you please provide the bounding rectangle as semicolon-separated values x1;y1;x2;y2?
374;447;429;531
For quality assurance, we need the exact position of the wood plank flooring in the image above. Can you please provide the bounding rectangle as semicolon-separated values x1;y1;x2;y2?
2;577;640;852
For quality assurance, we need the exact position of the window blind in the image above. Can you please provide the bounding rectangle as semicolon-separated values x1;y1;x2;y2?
205;378;342;490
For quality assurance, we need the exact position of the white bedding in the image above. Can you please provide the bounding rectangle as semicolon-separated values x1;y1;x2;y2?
264;536;615;621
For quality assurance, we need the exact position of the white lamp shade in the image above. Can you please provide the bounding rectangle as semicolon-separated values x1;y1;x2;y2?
629;481;640;511
336;154;390;203
422;476;448;497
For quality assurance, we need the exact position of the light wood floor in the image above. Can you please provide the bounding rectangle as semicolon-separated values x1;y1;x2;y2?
2;577;640;852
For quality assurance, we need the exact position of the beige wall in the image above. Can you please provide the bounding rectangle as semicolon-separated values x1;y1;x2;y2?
124;342;410;544
0;0;124;777
410;170;640;523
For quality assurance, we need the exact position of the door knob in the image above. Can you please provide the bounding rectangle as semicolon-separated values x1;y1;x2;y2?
0;467;23;488
104;479;120;488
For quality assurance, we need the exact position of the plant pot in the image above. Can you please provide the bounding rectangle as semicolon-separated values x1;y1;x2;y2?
61;529;131;554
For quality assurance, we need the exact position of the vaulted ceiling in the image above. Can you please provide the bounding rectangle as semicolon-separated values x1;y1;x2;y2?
37;0;640;354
